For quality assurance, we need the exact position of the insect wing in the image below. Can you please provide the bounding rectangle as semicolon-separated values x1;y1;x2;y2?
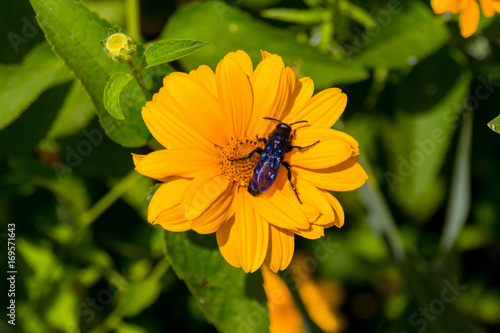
250;156;281;194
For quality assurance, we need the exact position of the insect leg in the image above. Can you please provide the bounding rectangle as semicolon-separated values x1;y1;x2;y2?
287;140;320;152
230;147;263;161
281;161;302;204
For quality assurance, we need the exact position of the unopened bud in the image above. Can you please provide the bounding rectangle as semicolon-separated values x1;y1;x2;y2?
102;33;136;63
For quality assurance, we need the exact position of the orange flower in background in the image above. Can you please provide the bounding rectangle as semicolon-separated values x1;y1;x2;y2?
431;0;500;37
262;253;347;333
133;50;367;273
262;265;305;333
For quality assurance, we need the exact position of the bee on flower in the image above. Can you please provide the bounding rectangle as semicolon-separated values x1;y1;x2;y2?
133;50;367;273
431;0;500;37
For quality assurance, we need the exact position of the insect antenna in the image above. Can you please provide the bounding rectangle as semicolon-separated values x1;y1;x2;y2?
289;120;309;126
263;117;282;123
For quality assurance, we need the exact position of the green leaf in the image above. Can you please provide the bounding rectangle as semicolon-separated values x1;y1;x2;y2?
104;72;134;119
0;42;73;131
382;50;472;220
163;231;270;333
118;260;170;317
260;8;326;25
161;1;368;89
439;114;473;254
487;114;500;133
350;2;450;69
144;39;208;68
339;2;377;28
46;80;96;140
0;83;71;158
29;0;150;147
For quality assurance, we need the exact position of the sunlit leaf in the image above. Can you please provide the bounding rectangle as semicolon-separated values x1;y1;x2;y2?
46;80;96;140
0;42;73;131
144;39;208;68
29;0;150;147
487;114;500;133
260;8;326;25
119;260;170;317
350;2;450;69
164;231;270;333
161;1;368;89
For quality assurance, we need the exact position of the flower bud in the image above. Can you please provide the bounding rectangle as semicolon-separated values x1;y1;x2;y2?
102;33;136;63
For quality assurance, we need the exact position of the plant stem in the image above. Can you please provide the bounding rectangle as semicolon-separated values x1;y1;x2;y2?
128;60;152;101
125;0;140;41
81;171;143;228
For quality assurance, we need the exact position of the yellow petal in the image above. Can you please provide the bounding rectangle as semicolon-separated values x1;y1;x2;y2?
489;0;500;12
431;0;462;13
289;128;359;169
323;191;345;228
132;153;145;167
162;72;229;146
216;192;269;272
295;157;368;192
294;177;335;222
154;207;191;232
249;168;310;230
266;225;295;273
142;99;216;154
135;149;217;180
216;54;253;138
281;77;314;121
226;50;254;77
285;88;347;129
460;0;480;38
181;169;231;220
261;265;306;333
294;224;325;240
191;186;234;234
148;178;191;222
247;54;290;137
189;65;217;98
260;50;272;59
216;216;240;269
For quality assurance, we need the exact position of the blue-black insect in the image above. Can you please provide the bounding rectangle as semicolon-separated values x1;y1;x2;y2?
235;117;319;204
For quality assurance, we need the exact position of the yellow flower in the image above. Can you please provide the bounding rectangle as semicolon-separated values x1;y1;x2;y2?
431;0;500;37
133;50;367;273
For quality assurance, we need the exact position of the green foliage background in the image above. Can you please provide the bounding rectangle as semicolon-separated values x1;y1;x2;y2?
1;0;500;332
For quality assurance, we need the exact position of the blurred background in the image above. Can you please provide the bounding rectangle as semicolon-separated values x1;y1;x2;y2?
1;0;499;332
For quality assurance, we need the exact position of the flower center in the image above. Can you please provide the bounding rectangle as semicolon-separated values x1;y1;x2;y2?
219;137;265;188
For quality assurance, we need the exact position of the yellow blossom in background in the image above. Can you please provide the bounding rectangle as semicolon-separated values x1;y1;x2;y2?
262;265;306;333
290;252;346;333
133;50;367;273
262;253;347;333
431;0;500;37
